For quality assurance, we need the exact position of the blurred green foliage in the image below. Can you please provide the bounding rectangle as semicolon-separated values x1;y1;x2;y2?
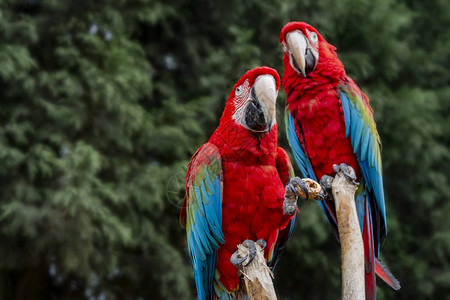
0;0;448;299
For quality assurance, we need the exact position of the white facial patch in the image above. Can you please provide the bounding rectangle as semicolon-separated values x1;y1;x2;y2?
232;79;251;125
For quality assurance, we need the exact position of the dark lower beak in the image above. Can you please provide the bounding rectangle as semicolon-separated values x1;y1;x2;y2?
245;100;269;132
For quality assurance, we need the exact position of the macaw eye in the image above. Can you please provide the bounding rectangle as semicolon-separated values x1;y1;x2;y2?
281;41;288;53
235;86;243;96
310;32;318;42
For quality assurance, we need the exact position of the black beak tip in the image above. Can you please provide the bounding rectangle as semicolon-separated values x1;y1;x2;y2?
245;100;268;133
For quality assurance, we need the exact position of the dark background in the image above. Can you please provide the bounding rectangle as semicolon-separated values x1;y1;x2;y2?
0;0;449;299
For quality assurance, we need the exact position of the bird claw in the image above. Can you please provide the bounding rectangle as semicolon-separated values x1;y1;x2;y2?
319;164;359;201
284;184;297;215
283;177;309;215
333;163;359;186
230;239;258;268
319;175;333;200
230;252;248;267
290;177;310;199
242;240;257;267
256;239;267;250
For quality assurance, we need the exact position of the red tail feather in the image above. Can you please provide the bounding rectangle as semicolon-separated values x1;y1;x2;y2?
375;258;401;291
363;200;376;300
364;201;401;299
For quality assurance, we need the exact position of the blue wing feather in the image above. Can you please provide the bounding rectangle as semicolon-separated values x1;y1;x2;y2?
285;108;315;180
191;225;207;261
341;93;351;137
350;108;360;146
286;113;308;178
185;144;224;300
354;122;364;153
361;126;370;162
355;191;366;233
339;88;387;246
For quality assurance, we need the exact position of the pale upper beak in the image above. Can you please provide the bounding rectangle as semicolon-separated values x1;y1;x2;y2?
253;74;277;125
244;75;277;133
285;30;318;77
253;75;277;130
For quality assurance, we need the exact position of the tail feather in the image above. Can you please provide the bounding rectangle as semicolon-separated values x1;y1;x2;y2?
363;200;376;300
375;258;401;291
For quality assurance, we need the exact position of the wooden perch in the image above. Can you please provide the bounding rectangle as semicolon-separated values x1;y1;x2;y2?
234;242;277;300
290;168;364;299
331;170;364;300
296;178;322;199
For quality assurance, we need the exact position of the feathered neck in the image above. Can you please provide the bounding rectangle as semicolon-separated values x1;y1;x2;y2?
209;120;278;163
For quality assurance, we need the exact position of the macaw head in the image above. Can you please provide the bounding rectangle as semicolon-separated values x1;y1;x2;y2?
279;22;343;78
221;67;280;134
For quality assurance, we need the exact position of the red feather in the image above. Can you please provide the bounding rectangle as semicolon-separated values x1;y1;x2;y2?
363;200;376;300
375;259;401;290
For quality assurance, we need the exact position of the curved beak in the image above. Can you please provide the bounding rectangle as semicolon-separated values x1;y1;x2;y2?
245;75;277;133
286;30;318;77
253;75;277;128
286;30;308;77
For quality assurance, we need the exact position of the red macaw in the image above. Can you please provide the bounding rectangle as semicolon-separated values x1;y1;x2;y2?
180;67;297;299
279;22;400;299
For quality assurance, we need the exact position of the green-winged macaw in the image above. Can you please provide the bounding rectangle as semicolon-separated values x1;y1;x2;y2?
279;22;400;299
180;67;299;299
